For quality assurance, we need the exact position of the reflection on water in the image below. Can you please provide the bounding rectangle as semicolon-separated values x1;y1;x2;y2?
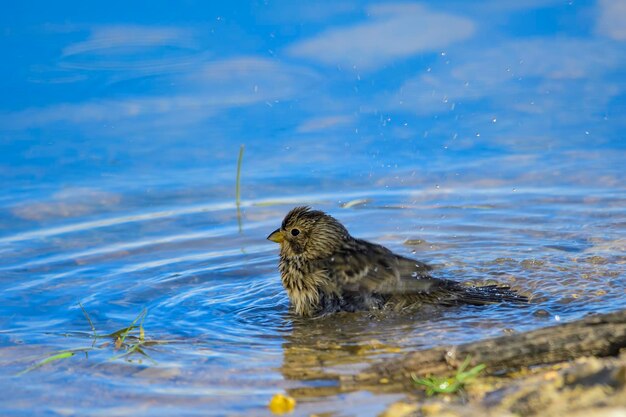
1;0;625;416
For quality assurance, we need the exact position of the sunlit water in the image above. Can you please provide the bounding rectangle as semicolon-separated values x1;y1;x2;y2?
1;1;625;416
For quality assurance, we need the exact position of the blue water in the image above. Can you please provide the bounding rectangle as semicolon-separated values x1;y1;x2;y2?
1;1;625;416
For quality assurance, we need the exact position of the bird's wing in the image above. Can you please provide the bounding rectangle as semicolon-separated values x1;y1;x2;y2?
382;254;447;295
314;239;435;294
394;253;433;279
313;239;527;305
392;254;528;304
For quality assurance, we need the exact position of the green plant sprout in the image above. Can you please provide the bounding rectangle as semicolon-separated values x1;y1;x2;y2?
412;356;486;396
17;304;166;376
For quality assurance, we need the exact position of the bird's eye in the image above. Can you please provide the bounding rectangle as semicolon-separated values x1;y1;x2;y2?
291;228;300;236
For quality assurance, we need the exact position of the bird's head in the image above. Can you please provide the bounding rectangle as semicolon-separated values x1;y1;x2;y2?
267;206;349;259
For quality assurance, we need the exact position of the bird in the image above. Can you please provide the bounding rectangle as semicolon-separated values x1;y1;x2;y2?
267;206;528;317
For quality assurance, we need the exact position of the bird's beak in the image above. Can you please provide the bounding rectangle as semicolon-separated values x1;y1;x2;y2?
267;228;284;243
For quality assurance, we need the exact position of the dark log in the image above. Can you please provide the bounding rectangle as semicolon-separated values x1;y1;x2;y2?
342;309;626;389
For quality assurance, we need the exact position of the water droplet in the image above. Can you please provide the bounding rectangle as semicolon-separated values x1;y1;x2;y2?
492;118;497;123
435;184;440;189
554;315;561;322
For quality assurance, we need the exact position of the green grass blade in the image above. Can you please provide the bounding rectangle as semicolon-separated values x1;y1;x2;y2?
236;144;245;233
108;341;154;363
458;363;486;381
17;351;76;376
236;144;245;207
79;302;98;346
105;325;137;339
119;309;147;345
457;355;472;373
78;303;96;334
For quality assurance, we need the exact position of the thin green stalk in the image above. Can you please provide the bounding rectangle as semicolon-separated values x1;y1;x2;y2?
16;349;87;376
236;144;245;232
236;144;245;207
118;309;147;346
79;302;97;346
139;309;147;342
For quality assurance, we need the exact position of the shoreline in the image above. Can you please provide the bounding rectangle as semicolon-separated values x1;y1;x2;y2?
348;309;626;416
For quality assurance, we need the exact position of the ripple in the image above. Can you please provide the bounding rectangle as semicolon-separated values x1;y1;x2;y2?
0;185;624;412
2;186;593;244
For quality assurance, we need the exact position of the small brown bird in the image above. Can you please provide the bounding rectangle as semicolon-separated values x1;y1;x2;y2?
267;206;527;317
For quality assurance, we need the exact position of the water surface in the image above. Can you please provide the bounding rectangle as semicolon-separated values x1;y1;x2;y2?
1;1;625;416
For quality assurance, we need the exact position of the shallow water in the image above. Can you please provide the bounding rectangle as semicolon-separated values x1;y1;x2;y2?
1;1;625;416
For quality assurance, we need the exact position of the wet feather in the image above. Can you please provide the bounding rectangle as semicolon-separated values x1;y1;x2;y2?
269;206;528;317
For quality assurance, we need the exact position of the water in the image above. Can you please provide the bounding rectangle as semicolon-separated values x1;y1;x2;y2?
1;1;625;416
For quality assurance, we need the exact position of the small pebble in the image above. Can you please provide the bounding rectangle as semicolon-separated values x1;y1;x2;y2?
378;402;417;417
421;403;443;415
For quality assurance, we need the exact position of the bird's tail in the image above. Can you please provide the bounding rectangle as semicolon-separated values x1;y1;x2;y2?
390;278;529;308
448;283;529;305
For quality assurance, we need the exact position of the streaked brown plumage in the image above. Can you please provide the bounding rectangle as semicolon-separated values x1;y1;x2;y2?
267;206;528;317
